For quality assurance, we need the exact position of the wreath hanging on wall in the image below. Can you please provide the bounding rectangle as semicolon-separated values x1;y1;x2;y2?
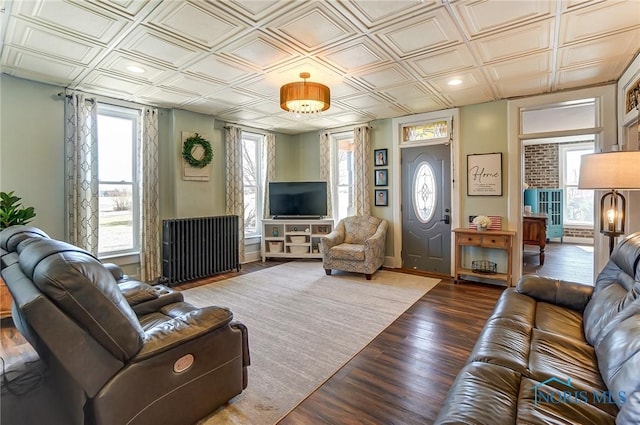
182;133;213;168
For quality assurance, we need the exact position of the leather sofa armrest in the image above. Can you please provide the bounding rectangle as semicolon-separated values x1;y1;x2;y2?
516;275;594;312
136;306;234;360
103;262;125;281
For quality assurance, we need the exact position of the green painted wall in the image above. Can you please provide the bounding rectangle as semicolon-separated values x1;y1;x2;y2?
1;75;65;238
459;100;509;224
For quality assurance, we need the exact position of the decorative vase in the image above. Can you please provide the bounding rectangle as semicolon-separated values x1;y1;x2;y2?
476;225;487;232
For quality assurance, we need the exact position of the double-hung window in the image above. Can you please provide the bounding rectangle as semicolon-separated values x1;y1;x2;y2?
559;142;594;226
242;132;264;237
332;132;355;221
97;105;140;256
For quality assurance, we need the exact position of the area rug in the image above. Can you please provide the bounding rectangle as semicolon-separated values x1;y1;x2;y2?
181;260;440;425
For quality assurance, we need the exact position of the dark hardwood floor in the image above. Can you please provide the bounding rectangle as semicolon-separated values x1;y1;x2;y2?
0;242;596;424
522;241;594;285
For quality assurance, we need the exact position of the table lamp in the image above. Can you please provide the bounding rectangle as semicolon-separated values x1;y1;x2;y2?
578;151;640;254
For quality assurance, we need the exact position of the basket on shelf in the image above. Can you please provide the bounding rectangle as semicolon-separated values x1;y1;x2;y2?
471;260;497;275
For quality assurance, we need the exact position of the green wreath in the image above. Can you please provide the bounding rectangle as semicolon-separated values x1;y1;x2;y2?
182;133;213;168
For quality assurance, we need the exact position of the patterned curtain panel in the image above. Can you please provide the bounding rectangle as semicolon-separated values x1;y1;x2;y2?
354;125;371;216
64;93;99;254
319;131;334;219
140;107;161;282
262;133;276;219
225;125;245;263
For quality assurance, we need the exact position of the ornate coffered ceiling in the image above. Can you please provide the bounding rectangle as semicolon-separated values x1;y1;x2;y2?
1;0;639;134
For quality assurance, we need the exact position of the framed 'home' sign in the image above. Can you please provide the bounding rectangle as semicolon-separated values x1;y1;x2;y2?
467;152;502;196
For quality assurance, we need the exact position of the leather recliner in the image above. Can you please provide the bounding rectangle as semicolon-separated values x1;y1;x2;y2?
0;226;250;425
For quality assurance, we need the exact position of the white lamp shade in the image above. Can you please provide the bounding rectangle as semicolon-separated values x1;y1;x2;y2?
578;151;640;190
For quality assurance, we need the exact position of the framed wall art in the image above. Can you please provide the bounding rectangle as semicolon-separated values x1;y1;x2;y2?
375;169;388;186
374;148;387;166
375;189;388;206
467;152;502;196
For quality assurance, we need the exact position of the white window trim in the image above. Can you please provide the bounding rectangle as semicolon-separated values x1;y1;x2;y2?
242;131;264;238
97;104;141;258
559;141;595;227
331;131;355;222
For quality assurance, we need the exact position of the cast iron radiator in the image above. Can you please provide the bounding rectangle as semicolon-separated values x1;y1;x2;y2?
162;215;240;285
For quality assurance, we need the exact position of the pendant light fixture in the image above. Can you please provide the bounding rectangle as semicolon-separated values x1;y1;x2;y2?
280;72;330;119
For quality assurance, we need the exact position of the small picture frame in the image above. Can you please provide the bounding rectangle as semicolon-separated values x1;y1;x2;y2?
375;169;388;186
375;189;388;206
374;148;388;166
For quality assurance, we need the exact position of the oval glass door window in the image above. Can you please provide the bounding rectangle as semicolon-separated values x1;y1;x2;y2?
413;161;437;223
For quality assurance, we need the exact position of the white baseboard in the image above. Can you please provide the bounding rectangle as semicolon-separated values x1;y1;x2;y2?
558;237;593;245
243;251;262;264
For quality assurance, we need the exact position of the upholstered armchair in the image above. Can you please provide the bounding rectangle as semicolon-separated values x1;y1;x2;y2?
321;215;388;280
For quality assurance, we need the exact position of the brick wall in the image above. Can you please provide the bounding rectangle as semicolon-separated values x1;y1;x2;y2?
524;142;594;240
524;144;559;188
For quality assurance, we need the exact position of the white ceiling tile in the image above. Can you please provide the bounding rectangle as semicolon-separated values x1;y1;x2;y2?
324;39;388;72
559;32;640;68
2;47;83;83
400;96;447;113
356;65;411;89
212;1;302;23
452;0;554;38
207;89;258;106
494;75;551;98
344;1;436;28
6;18;102;64
81;71;149;95
485;52;551;81
137;87;196;106
376;8;461;57
473;19;554;62
223;34;298;70
118;27;203;67
272;5;354;50
560;0;640;44
331;111;376;125
146;2;245;48
183;97;239;115
381;83;434;102
185;55;253;84
217;109;265;121
97;52;170;83
409;44;477;77
441;85;494;106
341;93;388;109
556;62;628;90
428;69;486;93
159;75;224;97
13;0;129;43
87;0;152;17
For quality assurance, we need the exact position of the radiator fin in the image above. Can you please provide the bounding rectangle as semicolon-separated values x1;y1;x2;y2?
162;216;240;286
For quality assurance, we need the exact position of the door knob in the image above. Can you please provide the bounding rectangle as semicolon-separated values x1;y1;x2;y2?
440;214;450;224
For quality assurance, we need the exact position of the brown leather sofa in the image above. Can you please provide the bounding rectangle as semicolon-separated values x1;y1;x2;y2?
0;226;250;425
436;231;640;424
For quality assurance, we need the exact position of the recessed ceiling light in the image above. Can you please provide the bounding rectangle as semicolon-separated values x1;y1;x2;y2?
448;79;462;86
127;65;146;74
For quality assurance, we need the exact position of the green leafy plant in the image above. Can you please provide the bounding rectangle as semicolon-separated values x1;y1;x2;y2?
0;191;36;230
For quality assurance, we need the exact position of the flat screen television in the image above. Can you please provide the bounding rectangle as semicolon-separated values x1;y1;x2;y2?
269;181;328;218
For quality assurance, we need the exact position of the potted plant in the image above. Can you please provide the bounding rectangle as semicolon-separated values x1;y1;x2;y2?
0;191;36;230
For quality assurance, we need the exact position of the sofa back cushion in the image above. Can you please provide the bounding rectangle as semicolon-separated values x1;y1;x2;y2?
0;225;49;253
18;239;144;361
583;233;640;347
343;215;382;245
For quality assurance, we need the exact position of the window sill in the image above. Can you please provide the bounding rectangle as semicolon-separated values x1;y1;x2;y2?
245;235;261;245
99;252;140;266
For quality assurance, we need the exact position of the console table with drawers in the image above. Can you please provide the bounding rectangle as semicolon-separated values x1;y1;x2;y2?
453;228;516;286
